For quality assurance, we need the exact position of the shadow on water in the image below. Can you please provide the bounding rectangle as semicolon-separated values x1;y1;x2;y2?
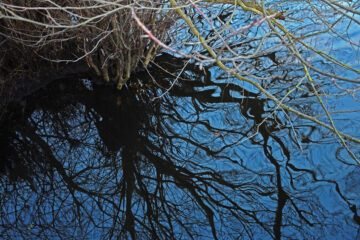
0;53;360;239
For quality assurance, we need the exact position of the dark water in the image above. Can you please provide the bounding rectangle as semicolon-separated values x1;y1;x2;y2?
0;52;359;239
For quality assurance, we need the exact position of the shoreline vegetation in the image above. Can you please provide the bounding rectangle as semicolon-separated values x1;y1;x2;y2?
0;0;176;90
0;0;285;90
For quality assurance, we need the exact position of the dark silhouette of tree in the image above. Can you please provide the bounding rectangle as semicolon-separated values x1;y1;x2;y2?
0;54;358;239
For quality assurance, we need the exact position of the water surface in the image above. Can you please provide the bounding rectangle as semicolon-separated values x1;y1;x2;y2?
0;52;359;239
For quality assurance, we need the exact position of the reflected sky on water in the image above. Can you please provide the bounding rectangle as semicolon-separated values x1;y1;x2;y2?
1;2;360;238
0;51;359;239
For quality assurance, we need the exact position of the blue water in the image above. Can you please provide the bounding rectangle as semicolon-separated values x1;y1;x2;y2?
1;1;360;239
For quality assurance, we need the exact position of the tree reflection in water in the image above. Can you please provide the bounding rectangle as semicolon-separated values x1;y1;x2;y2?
0;54;359;239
